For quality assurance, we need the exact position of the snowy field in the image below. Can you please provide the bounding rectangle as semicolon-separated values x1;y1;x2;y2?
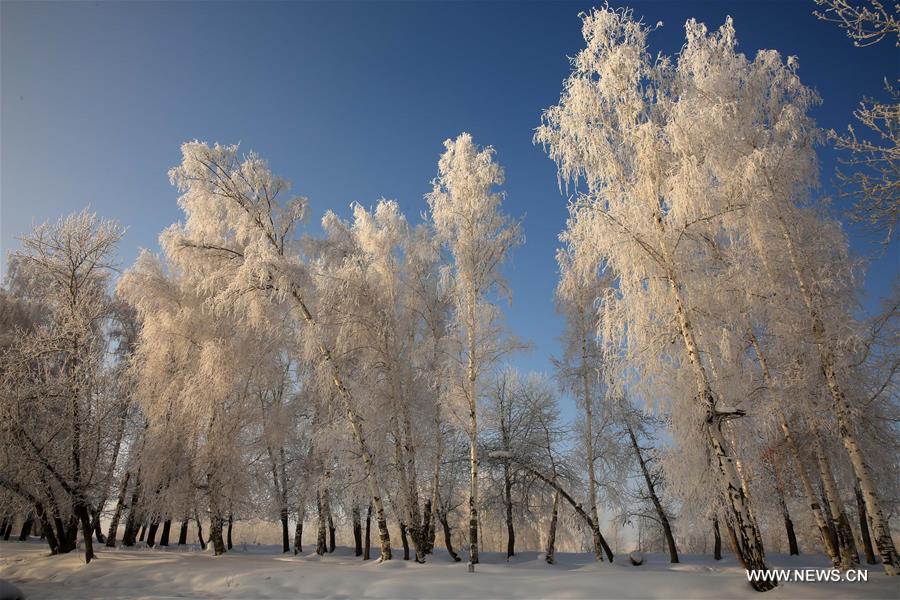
1;541;897;600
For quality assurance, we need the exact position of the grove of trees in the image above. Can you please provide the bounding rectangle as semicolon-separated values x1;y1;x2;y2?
1;3;896;593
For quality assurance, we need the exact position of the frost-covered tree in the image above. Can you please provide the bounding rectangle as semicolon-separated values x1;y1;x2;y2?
243;312;305;554
535;8;794;586
735;87;900;575
483;369;563;559
308;199;449;562
427;133;523;566
618;404;679;564
119;251;264;555
555;248;617;560
163;142;394;559
0;211;125;563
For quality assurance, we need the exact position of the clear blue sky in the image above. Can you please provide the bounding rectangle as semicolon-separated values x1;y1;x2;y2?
2;1;897;418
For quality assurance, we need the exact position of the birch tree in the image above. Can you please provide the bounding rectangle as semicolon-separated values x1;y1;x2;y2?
536;9;782;587
164;142;394;559
620;406;679;563
427;133;523;566
119;251;262;555
0;211;125;563
308;199;449;562
555;248;616;560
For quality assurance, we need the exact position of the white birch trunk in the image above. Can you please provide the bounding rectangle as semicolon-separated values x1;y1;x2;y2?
428;401;443;554
289;286;392;560
747;329;840;563
580;307;605;561
778;218;899;575
397;367;425;562
545;489;560;565
667;274;774;590
811;429;860;569
466;288;479;567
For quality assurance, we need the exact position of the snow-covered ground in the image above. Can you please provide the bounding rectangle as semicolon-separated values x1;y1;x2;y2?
1;541;897;599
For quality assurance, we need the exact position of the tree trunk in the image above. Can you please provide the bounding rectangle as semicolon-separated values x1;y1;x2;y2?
67;338;92;566
146;520;160;547
504;463;515;559
122;475;141;547
265;441;291;552
779;216;899;575
178;519;189;546
209;514;225;556
42;485;72;553
280;507;290;553
35;503;59;555
749;329;842;564
422;499;435;555
812;430;859;569
666;273;773;590
106;471;130;547
294;500;306;555
160;519;172;547
91;505;106;544
316;491;327;556
440;513;461;562
326;498;335;553
92;519;104;544
294;516;303;555
579;312;605;561
65;514;80;551
90;389;128;548
138;522;147;542
769;460;800;556
2;520;11;540
59;514;77;553
400;522;410;560
195;512;207;550
626;424;678;563
713;518;722;561
353;505;363;557
74;503;95;563
226;514;233;550
778;409;837;561
856;485;878;565
289;287;392;561
18;513;33;541
0;482;58;555
466;388;479;567
783;511;799;556
395;384;427;563
545;489;560;565
279;448;290;553
364;504;372;560
206;469;226;556
426;401;443;556
466;287;480;568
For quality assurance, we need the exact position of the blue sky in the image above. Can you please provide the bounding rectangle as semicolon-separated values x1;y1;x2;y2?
2;1;897;420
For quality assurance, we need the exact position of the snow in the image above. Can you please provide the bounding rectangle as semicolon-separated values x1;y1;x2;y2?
1;541;897;599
